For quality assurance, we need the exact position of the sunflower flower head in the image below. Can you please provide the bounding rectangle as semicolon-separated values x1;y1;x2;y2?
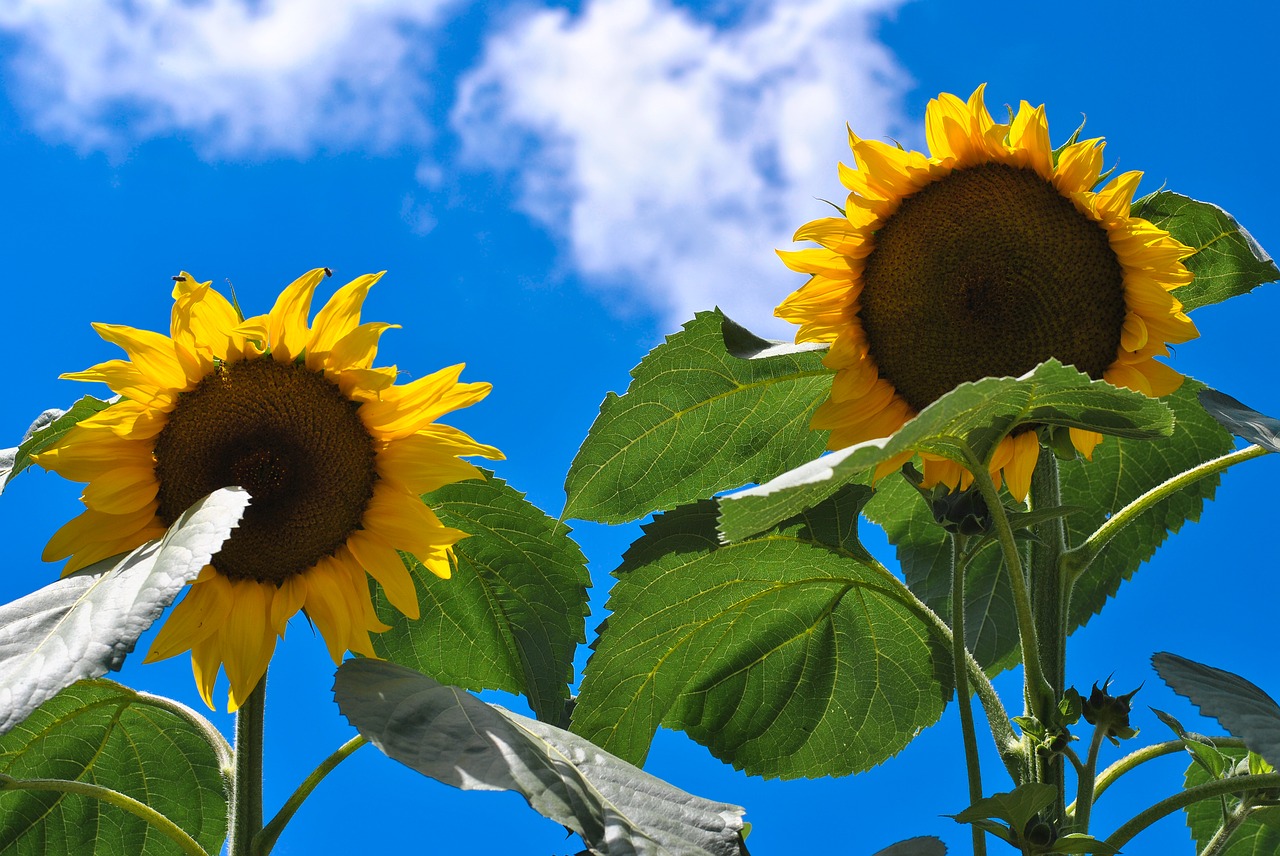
776;85;1198;501
36;269;503;710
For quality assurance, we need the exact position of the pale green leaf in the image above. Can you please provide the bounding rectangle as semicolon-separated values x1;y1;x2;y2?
0;488;249;735
335;660;746;856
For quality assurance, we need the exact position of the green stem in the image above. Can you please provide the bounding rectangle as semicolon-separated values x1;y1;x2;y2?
228;677;267;856
950;533;987;856
1028;446;1067;822
965;451;1053;726
1073;723;1108;834
1103;773;1280;851
1063;445;1268;583
1066;737;1246;815
1201;803;1254;856
137;690;234;788
860;550;1022;782
254;735;367;855
0;774;208;856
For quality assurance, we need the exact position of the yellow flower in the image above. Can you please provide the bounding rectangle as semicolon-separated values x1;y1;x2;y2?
36;269;502;709
776;85;1198;501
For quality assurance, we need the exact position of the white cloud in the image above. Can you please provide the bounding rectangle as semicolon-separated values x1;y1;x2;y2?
453;0;913;334
0;0;457;157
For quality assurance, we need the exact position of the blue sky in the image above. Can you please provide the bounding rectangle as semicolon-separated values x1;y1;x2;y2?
0;0;1277;853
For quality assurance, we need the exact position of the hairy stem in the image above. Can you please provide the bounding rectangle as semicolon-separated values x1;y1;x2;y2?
228;677;267;856
965;452;1053;726
860;550;1022;782
1201;802;1255;856
1104;773;1280;851
1073;724;1108;834
951;533;987;856
1066;737;1247;815
0;774;208;856
1029;447;1067;821
1064;445;1268;583
255;735;366;855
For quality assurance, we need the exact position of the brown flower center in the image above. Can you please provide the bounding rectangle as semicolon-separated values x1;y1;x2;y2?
858;162;1126;412
153;357;377;584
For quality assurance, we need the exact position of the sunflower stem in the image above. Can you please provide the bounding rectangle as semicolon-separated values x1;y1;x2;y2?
1062;444;1269;584
1028;447;1067;822
1069;737;1246;814
950;532;987;856
228;676;267;856
0;774;209;856
1072;722;1107;834
254;735;366;855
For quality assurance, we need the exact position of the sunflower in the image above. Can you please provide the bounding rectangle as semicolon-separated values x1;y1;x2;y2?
35;269;501;709
776;85;1198;501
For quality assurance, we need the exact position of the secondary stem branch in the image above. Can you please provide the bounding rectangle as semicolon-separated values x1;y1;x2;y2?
1104;773;1280;851
1064;445;1268;583
0;774;208;856
254;735;366;855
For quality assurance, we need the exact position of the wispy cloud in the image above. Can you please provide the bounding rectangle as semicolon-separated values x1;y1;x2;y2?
453;0;912;333
0;0;457;157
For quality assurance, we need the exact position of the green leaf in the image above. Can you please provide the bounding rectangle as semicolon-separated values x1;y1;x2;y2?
573;486;951;779
1132;192;1277;312
1198;389;1280;452
948;783;1056;832
1184;749;1280;855
563;310;832;524
371;473;589;726
0;680;227;855
717;359;1171;543
0;488;249;735
334;659;746;856
870;838;947;856
1063;380;1236;632
1154;653;1280;770
863;474;1016;671
1050;834;1120;855
1;397;113;491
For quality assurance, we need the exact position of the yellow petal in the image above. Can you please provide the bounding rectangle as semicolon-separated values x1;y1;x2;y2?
360;485;468;573
346;529;421;620
147;572;234;662
1069;428;1104;461
270;575;308;637
324;322;400;373
1008;101;1052;179
376;433;486;495
190;633;223;711
266;268;328;362
76;400;168;440
221;580;277;710
81;465;159;514
359;364;492;441
91;323;188;392
61;359;173;407
302;556;357;664
1003;431;1041;503
306;271;385;369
